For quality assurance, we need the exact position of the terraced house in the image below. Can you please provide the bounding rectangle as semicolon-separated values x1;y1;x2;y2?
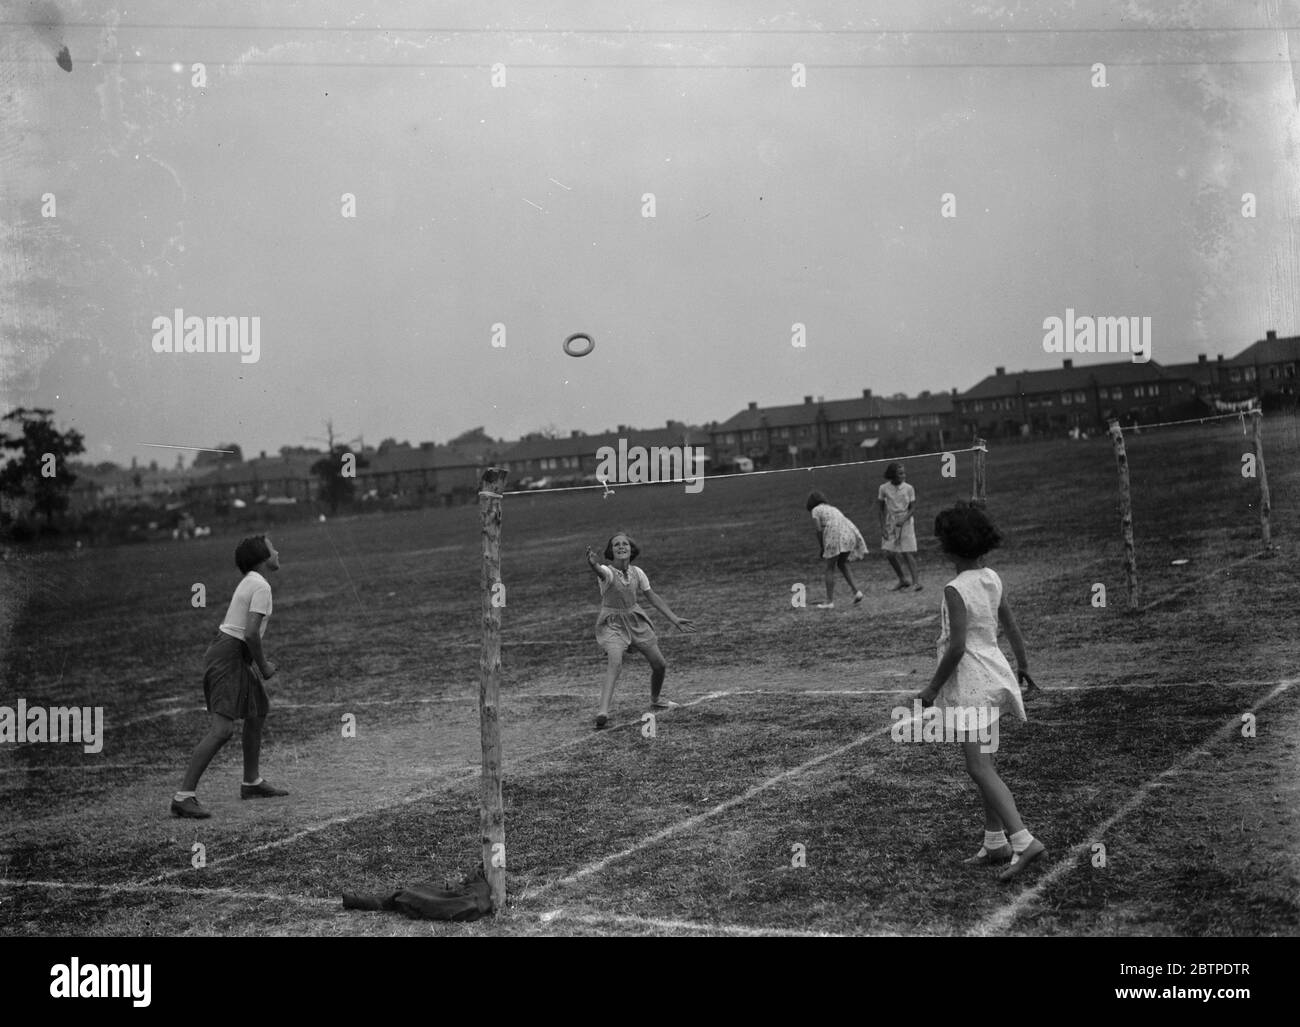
955;359;1205;439
710;388;958;469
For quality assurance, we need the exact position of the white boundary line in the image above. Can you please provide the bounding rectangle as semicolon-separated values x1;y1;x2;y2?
531;909;847;937
524;719;899;902
132;691;729;886
968;677;1297;937
0;879;842;934
0;878;337;909
1140;550;1267;613
3;677;1282;771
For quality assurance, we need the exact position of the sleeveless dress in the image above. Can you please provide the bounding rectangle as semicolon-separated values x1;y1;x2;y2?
594;564;658;654
934;567;1025;726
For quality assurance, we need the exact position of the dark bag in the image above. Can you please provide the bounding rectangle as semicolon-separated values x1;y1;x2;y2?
342;865;494;922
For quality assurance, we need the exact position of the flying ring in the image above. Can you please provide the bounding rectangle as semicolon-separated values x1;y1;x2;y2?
563;333;595;357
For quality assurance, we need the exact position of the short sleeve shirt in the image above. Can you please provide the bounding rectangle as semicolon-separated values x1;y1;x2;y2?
219;571;273;640
596;564;651;597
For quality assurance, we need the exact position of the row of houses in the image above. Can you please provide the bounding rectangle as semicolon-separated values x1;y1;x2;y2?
67;329;1299;511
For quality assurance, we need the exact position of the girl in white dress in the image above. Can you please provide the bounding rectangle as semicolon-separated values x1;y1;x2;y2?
806;491;867;609
917;502;1045;881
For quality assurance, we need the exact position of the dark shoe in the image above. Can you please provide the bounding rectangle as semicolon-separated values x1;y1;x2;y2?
962;844;1013;866
595;714;609;730
171;796;211;819
240;780;289;799
999;839;1046;882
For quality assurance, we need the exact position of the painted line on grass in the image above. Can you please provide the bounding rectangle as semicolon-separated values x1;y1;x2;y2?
0;877;338;909
968;677;1297;937
525;719;899;903
113;692;614;730
533;908;846;937
132;691;730;887
1140;550;1268;613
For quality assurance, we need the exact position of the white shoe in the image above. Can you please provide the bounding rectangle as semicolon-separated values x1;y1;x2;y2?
814;601;835;609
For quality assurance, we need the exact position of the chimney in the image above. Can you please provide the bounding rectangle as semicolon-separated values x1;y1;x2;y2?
995;367;1005;376
862;389;872;399
951;387;957;396
260;450;267;460
1267;330;1277;340
571;430;581;438
920;390;930;398
1063;359;1073;370
804;395;813;404
1198;354;1207;364
1217;354;1223;362
748;402;758;411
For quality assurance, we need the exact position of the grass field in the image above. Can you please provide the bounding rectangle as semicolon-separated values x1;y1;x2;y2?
2;417;1299;936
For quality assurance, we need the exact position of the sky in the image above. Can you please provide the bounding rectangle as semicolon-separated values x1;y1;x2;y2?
1;0;1298;467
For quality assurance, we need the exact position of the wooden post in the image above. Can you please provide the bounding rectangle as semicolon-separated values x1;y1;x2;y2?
477;466;508;911
1107;420;1139;609
971;437;987;507
1252;410;1272;547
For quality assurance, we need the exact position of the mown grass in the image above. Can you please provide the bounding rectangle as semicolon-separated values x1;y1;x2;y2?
1;416;1298;935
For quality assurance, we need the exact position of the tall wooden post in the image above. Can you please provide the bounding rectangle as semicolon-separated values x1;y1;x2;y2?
477;467;508;911
971;438;987;507
1252;410;1272;547
1107;420;1139;609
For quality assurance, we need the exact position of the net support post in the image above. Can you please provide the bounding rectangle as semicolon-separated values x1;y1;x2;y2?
1251;410;1272;550
1107;420;1139;610
478;466;508;911
971;437;988;508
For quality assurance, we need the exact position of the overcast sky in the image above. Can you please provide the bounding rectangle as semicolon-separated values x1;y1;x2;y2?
1;0;1297;466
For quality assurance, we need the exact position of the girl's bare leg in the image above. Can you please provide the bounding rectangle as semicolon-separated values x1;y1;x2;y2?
904;552;921;586
635;641;669;701
180;714;235;792
886;553;908;585
599;649;624;716
962;742;1024;835
823;558;838;602
837;553;860;594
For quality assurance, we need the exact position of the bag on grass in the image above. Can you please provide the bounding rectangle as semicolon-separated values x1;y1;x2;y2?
341;865;494;921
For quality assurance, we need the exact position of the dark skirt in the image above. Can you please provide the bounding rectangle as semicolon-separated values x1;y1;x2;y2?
202;633;269;720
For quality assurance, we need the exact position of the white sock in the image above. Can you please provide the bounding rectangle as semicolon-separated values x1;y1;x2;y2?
984;830;1008;850
174;791;195;801
243;777;263;787
1010;829;1034;853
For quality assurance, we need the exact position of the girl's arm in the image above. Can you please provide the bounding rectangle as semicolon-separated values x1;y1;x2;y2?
585;546;607;579
244;613;276;678
643;588;696;632
997;592;1029;673
878;497;887;526
901;498;916;524
918;587;965;704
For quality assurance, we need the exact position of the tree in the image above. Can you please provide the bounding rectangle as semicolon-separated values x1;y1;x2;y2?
0;408;86;525
311;445;369;514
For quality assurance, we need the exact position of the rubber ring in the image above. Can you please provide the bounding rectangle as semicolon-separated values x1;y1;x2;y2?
563;333;594;357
